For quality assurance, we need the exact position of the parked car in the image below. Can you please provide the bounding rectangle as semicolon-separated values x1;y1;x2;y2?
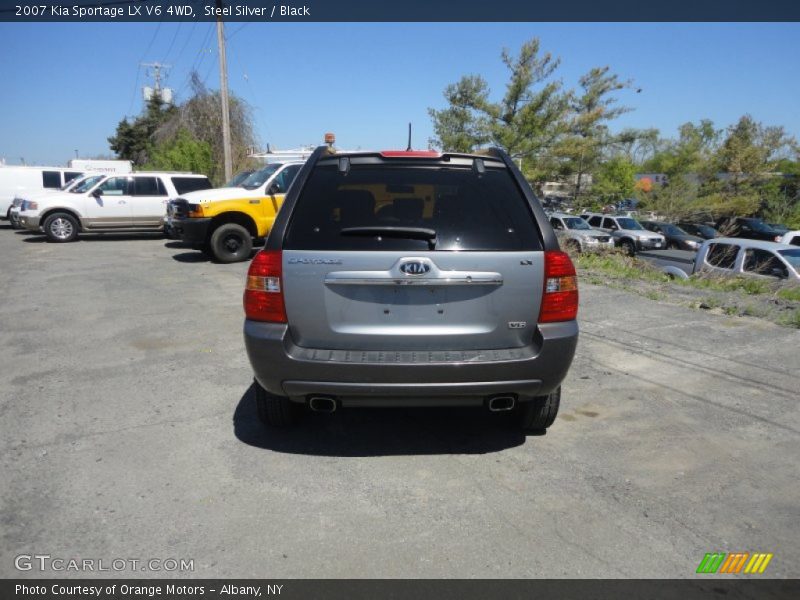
640;220;703;251
17;172;212;242
9;174;104;228
779;230;800;247
769;223;791;236
638;238;800;282
171;161;304;263
548;213;614;253
243;146;579;431
580;212;665;255
714;217;783;242
676;221;720;240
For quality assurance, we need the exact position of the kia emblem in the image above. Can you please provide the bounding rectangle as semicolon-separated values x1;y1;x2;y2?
400;261;430;275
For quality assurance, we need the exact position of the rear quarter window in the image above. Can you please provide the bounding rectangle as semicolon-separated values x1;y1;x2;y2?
284;164;541;252
171;177;212;195
706;243;739;269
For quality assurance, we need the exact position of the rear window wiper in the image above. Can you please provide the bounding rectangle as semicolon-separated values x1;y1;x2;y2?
341;226;437;249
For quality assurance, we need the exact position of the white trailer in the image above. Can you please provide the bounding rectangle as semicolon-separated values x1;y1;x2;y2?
67;159;133;174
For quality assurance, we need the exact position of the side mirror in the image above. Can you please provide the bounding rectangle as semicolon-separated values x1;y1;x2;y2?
91;189;102;198
268;183;282;195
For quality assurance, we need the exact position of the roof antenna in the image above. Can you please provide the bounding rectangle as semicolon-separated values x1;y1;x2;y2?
406;122;412;151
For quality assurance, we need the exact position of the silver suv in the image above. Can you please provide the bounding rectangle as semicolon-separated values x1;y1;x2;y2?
243;147;579;432
549;213;614;253
581;212;665;255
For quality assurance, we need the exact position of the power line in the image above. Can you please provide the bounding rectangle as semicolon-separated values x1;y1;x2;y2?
139;21;162;64
227;22;250;42
127;63;142;117
177;22;215;98
172;18;198;68
163;21;182;64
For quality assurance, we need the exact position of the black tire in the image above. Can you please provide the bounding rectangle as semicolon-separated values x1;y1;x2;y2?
518;387;561;432
43;212;79;243
209;223;252;263
620;239;635;256
254;379;300;428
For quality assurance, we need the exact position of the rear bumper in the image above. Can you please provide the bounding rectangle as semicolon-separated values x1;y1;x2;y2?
244;320;578;406
176;217;212;246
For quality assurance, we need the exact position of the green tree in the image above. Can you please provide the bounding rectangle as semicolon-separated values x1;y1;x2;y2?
553;66;633;202
144;128;214;175
705;115;796;219
643;120;720;177
428;38;568;180
108;93;177;166
154;73;259;185
640;176;703;221
592;156;636;202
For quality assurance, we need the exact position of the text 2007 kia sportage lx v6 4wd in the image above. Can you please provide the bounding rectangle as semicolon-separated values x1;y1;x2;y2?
243;146;579;432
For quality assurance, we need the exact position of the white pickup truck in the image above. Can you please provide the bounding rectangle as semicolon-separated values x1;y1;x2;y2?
639;238;800;283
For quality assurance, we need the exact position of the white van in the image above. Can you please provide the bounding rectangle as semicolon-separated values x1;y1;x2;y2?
67;159;133;175
0;166;84;219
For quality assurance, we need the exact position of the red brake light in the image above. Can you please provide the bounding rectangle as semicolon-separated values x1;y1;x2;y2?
244;250;287;323
379;150;442;158
538;250;579;323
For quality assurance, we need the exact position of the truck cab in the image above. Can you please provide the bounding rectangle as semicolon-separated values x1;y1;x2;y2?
171;161;304;263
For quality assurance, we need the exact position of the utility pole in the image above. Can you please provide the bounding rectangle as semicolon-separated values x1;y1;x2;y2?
216;0;233;181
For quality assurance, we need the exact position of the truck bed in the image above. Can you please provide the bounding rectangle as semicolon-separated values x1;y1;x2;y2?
637;249;696;277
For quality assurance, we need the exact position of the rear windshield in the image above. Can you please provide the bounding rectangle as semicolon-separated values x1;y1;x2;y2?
171;177;212;195
284;164;541;252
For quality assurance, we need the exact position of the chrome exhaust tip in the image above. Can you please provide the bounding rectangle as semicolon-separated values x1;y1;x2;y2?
308;396;337;413
487;395;516;412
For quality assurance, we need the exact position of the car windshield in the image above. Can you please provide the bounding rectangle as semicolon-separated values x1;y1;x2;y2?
564;217;591;230
661;224;688;236
777;249;800;273
225;171;253;187
71;175;105;193
240;164;281;190
618;218;644;230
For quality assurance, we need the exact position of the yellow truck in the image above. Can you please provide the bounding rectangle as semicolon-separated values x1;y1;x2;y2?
170;162;304;262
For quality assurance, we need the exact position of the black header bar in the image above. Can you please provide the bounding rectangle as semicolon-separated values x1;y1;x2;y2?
1;0;800;22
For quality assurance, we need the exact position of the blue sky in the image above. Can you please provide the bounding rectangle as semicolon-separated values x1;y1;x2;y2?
1;22;799;166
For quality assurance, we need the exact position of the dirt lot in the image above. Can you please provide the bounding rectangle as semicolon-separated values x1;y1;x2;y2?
1;225;798;578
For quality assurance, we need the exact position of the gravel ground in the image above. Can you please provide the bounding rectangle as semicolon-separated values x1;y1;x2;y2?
1;226;798;579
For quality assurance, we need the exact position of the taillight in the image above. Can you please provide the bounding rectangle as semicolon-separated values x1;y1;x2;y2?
244;250;287;323
538;250;579;323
